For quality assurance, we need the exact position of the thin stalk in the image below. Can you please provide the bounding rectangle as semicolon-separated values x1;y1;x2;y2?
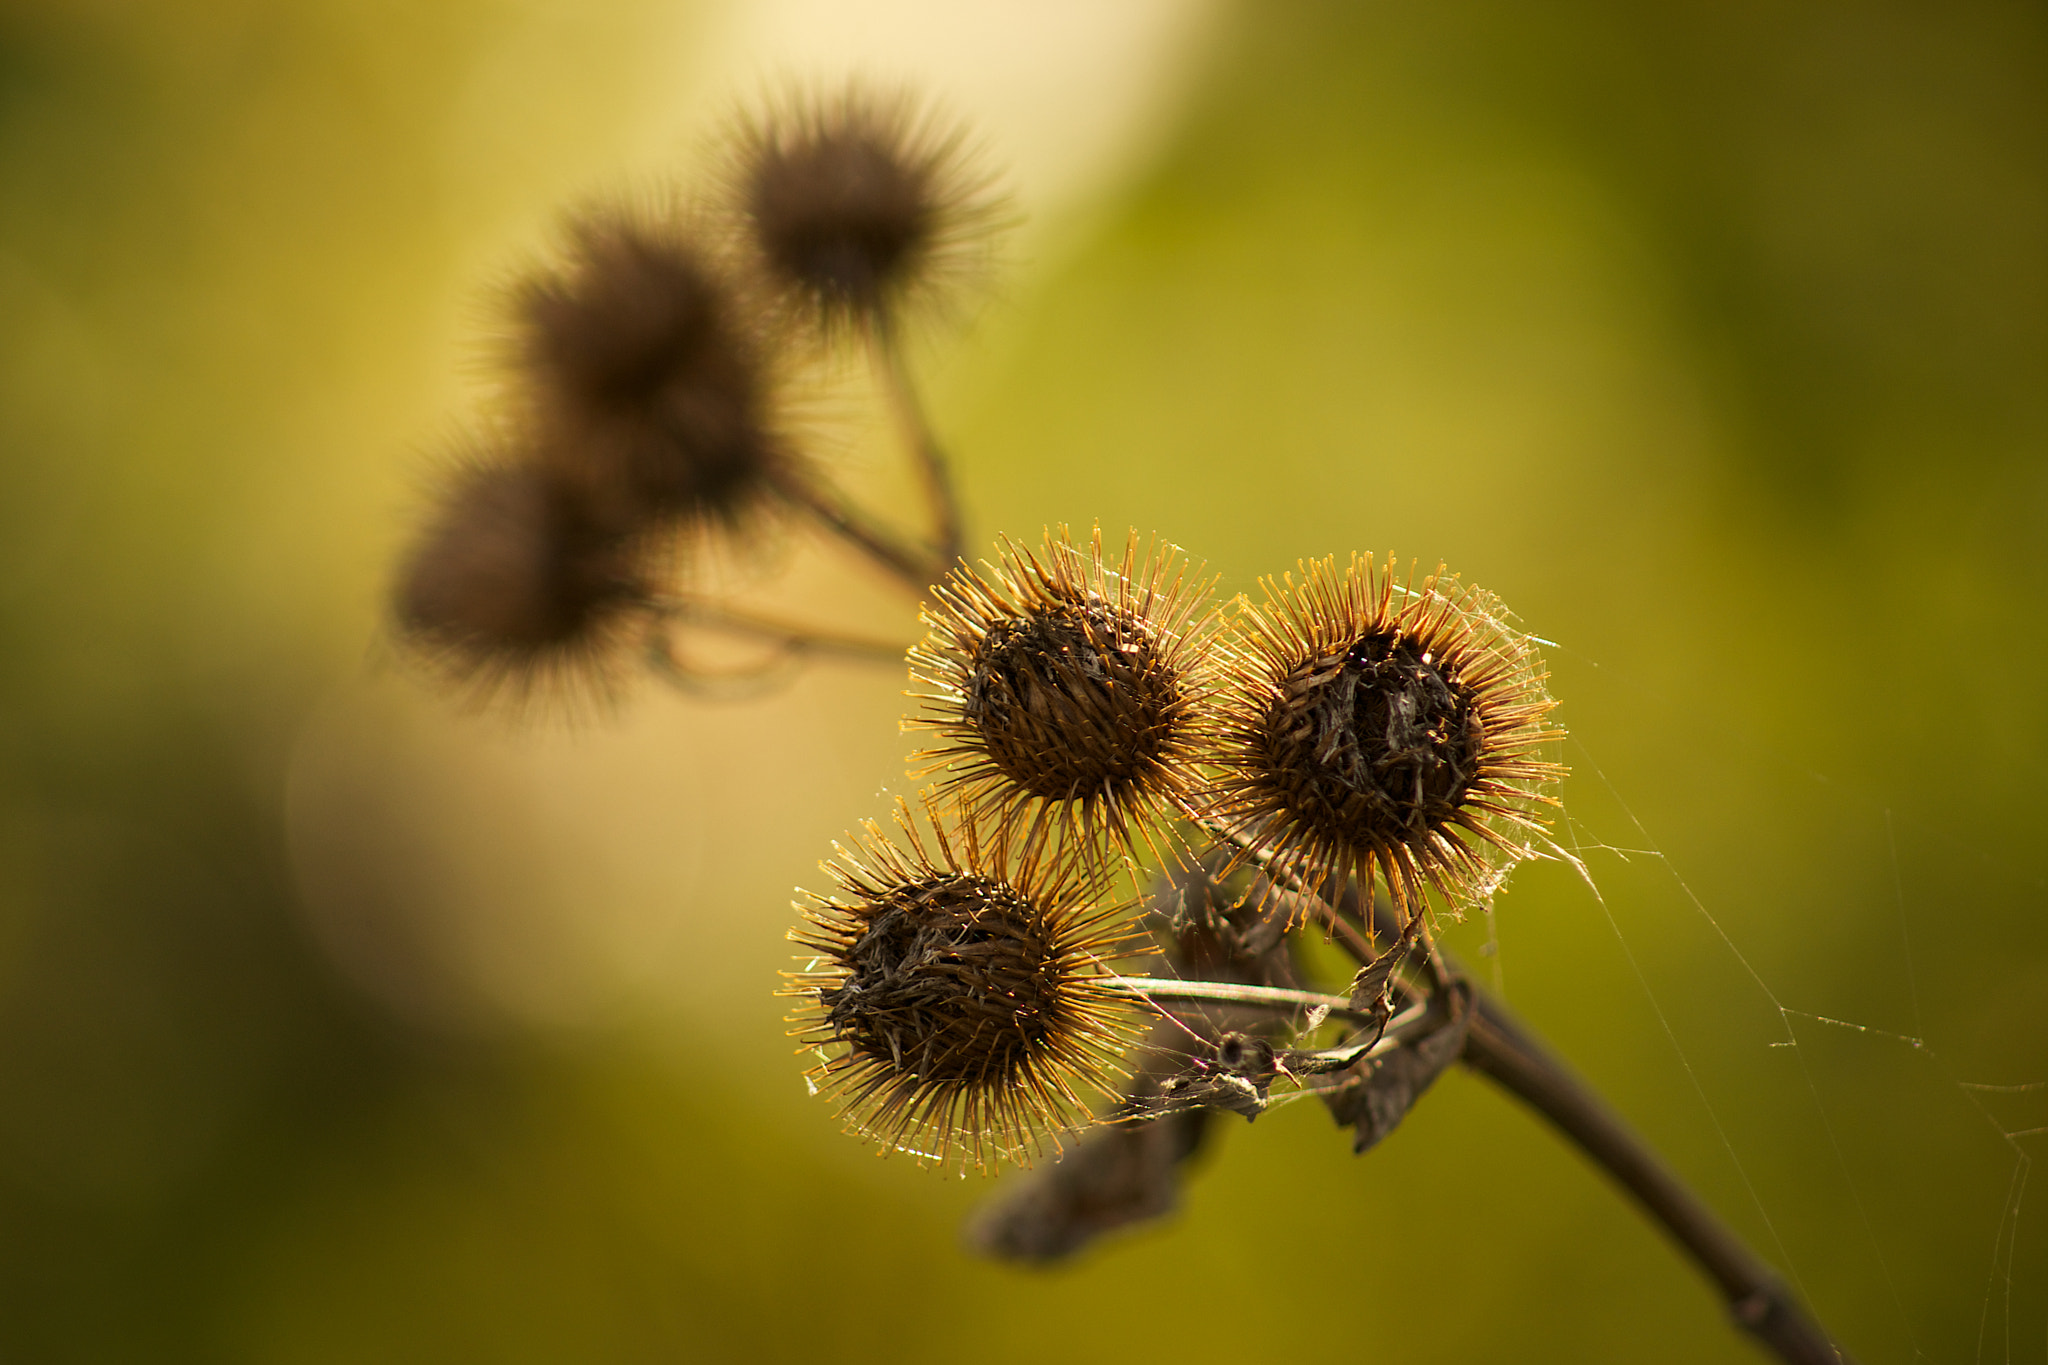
654;597;908;665
1103;974;1390;1030
1196;814;1401;962
1195;840;1858;1362
770;465;939;593
642;629;802;700
873;320;963;572
1462;995;1855;1365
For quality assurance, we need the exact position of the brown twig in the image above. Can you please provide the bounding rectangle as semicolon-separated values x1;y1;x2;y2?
651;597;909;665
640;602;907;699
1212;849;1856;1363
1104;974;1417;1035
770;464;941;593
1303;889;1390;969
1460;995;1854;1365
873;320;964;573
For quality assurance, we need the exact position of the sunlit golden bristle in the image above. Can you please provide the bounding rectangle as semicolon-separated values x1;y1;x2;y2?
1206;554;1565;922
907;526;1220;858
783;798;1139;1171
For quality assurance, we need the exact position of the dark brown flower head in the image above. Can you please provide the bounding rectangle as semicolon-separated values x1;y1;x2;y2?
1208;555;1564;920
732;86;999;333
785;799;1138;1170
391;453;651;706
511;209;791;531
907;527;1220;856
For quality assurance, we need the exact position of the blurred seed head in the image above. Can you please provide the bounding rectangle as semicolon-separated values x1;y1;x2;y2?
391;452;651;708
785;798;1138;1171
511;208;794;533
908;527;1220;856
1208;555;1565;919
731;84;1002;335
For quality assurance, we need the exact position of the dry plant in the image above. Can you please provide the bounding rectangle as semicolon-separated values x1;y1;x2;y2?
390;80;1857;1365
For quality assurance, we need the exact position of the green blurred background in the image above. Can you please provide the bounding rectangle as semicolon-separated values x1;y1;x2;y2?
0;0;2042;1359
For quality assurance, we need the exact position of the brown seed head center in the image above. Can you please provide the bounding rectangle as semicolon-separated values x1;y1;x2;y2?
1258;630;1486;850
964;601;1179;801
822;876;1061;1083
750;133;934;311
520;226;776;514
396;464;639;654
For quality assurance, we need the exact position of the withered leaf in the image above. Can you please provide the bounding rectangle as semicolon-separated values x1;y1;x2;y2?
964;1073;1210;1263
1150;1032;1280;1122
969;862;1298;1261
1321;980;1471;1154
1344;913;1424;1027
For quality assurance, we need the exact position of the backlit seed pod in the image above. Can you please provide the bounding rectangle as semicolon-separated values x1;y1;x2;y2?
784;798;1139;1171
511;209;793;532
1208;554;1564;922
391;454;650;707
907;527;1220;857
731;85;1001;334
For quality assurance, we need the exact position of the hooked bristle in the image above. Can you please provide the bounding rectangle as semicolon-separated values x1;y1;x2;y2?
784;798;1139;1172
731;85;1002;334
1206;554;1565;921
907;526;1220;857
391;453;650;708
511;209;793;533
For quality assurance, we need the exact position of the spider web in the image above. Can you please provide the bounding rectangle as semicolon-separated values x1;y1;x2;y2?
1511;638;2048;1365
967;578;2042;1361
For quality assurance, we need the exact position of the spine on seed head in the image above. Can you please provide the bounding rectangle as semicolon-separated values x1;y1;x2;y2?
728;83;1004;337
783;795;1140;1171
509;205;799;537
905;526;1222;858
1204;553;1565;920
389;443;653;710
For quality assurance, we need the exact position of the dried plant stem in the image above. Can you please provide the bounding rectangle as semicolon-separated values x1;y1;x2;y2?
650;597;908;664
1103;975;1413;1034
1196;814;1406;951
1184;827;1854;1362
642;615;904;701
771;465;940;593
642;632;798;698
1461;995;1854;1365
873;321;964;573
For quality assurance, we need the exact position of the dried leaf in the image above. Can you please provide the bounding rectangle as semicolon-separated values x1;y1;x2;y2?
968;863;1301;1261
965;1068;1210;1262
1149;1032;1279;1122
1321;981;1471;1154
1345;913;1424;1020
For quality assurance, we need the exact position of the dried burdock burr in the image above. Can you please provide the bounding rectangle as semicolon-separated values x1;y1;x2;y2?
907;527;1219;856
731;84;1000;335
511;208;794;534
383;76;1860;1365
1207;554;1564;922
391;453;651;706
784;797;1140;1171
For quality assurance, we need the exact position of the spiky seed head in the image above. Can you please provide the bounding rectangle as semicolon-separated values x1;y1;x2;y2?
1208;554;1565;920
784;798;1138;1171
908;527;1220;856
391;454;650;707
732;85;1000;333
511;209;791;532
